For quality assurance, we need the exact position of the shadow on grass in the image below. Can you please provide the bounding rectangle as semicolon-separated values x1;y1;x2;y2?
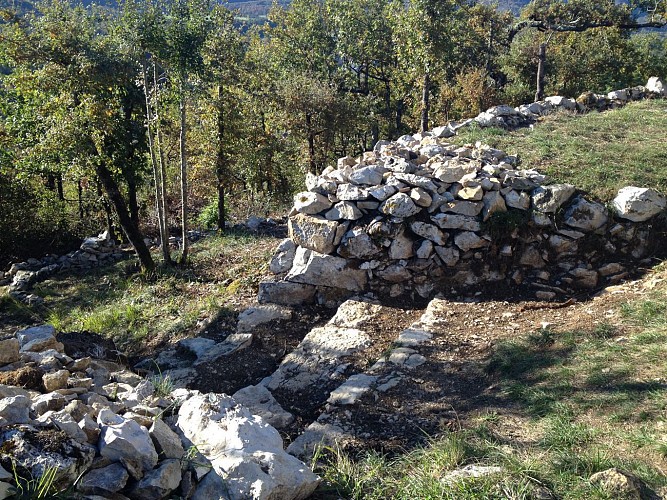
486;328;667;422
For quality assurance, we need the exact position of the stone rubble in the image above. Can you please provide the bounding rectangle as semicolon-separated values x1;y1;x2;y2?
0;324;319;499
261;78;667;307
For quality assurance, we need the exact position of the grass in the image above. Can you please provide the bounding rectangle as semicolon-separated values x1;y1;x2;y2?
1;229;278;352
454;99;667;201
316;265;667;499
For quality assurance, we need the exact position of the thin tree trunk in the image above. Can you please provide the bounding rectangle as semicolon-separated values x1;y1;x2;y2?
95;162;155;272
153;63;171;262
142;58;171;265
56;174;64;201
420;71;430;134
77;179;83;220
179;89;189;266
535;42;547;102
97;181;114;238
215;85;226;232
127;176;139;228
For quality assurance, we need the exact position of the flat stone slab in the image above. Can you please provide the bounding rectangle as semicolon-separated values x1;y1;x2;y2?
193;334;253;366
327;374;377;406
237;305;292;334
263;326;370;392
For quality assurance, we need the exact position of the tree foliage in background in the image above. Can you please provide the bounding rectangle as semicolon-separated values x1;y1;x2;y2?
1;0;666;266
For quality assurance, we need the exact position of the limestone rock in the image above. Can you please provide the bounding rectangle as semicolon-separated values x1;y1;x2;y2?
482;191;507;221
177;393;320;500
646;77;666;96
237;305;292;333
442;200;483;216
269;239;297;274
0;395;31;427
348;166;384;186
78;463;129;496
434;246;460;267
503;189;531;210
150;418;185;459
389;228;415;260
98;409;159;480
410;188;432;208
0;338;19;366
563;197;608;231
454;232;488;252
532;184;576;213
327;373;377;405
368;184;397;201
380;193;421;218
410;222;447;246
286;247;367;292
338;228;381;259
43;370;70;392
431;213;480;231
258;282;316;306
612;186;666;222
293;192;332;215
232;385;294;429
16;325;62;353
325;201;363;221
336;184;369;201
288;214;341;255
589;468;642;500
130;459;182;500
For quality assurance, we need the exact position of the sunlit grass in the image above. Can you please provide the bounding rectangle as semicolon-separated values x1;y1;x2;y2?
454;100;667;201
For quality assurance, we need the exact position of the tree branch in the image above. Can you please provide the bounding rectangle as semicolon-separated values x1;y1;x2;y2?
508;18;667;42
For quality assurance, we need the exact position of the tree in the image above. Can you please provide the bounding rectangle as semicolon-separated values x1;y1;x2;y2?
145;0;213;265
1;0;155;271
508;0;667;100
389;0;461;133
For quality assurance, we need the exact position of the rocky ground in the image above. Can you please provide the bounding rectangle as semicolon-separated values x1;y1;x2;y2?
0;228;663;498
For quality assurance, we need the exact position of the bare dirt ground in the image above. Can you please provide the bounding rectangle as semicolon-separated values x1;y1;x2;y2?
188;264;659;454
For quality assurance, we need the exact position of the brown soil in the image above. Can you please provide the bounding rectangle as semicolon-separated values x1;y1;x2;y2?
0;365;44;391
191;272;654;454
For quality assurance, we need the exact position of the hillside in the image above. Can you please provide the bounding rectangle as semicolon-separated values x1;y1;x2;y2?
2;98;667;498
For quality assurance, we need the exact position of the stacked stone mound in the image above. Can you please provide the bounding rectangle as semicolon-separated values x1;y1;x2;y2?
262;138;666;305
0;324;319;500
3;231;131;305
443;77;667;135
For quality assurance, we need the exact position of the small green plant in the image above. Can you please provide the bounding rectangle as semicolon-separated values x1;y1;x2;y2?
11;463;59;499
149;363;174;398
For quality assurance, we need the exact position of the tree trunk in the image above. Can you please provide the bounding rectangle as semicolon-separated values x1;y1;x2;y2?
97;181;114;238
420;71;430;134
535;42;547;102
95;162;155;272
77;179;83;220
179;90;189;266
154;63;171;264
305;112;316;174
396;98;404;135
215;85;226;232
56;174;64;201
142;58;171;265
127;176;139;228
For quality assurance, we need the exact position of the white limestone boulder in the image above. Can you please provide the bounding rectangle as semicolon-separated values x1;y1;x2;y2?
293;192;332;215
177;393;320;500
97;409;158;480
612;186;666;222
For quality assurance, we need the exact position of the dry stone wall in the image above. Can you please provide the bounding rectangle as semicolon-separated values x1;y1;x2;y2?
262;79;667;306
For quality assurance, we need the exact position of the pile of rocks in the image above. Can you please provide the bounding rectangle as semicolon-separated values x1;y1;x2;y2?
3;232;131;304
261;140;666;306
0;325;319;499
443;77;667;135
